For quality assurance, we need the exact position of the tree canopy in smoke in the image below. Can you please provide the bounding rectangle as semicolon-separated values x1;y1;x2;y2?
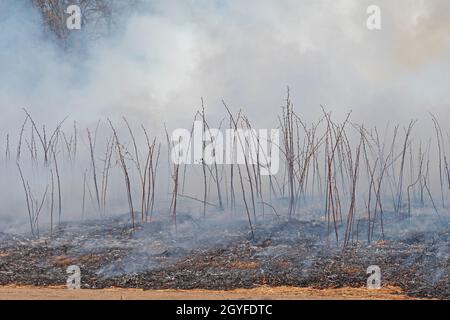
32;0;113;42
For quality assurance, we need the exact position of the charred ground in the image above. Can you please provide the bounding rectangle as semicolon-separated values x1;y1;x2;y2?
0;212;448;299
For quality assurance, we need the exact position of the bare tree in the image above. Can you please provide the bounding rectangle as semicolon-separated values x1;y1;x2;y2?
31;0;113;41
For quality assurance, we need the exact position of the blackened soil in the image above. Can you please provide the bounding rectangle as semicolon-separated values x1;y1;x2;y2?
0;215;448;299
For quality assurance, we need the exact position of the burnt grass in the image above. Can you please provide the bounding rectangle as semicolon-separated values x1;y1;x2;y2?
0;213;448;299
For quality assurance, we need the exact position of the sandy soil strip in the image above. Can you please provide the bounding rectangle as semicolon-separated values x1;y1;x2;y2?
0;285;418;300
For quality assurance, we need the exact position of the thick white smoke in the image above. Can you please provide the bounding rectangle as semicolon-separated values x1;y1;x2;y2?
1;0;449;127
0;0;449;231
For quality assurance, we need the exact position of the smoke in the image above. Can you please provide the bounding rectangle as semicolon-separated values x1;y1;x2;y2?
1;0;450;231
0;1;449;126
390;0;450;68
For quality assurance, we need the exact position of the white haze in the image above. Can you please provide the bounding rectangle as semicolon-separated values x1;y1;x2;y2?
0;0;450;231
1;0;449;127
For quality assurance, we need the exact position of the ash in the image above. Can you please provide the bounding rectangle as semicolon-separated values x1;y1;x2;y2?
0;212;448;299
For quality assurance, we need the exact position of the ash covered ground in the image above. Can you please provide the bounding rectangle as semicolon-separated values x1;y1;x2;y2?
0;210;448;299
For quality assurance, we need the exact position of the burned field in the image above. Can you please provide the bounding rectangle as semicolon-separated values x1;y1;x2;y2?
1;97;450;300
0;212;448;299
3;0;450;303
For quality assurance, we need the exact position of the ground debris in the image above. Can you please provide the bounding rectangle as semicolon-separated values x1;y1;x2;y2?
0;214;448;299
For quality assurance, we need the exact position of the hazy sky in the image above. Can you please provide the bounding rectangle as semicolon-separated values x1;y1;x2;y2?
0;0;449;132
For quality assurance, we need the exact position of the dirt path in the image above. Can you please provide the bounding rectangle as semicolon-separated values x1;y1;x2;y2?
0;285;418;300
